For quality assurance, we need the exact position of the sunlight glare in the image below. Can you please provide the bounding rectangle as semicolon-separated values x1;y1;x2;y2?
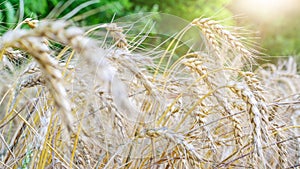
233;0;299;22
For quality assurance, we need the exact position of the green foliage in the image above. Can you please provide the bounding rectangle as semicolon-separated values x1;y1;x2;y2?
228;0;300;57
1;0;299;56
3;1;16;24
0;0;143;31
0;0;232;32
0;1;16;30
2;0;55;17
131;0;232;22
260;18;300;56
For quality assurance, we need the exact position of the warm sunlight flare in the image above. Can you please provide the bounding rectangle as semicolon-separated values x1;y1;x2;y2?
0;1;299;168
231;0;299;22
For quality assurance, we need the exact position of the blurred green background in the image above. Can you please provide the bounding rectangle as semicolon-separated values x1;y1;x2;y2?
0;0;300;57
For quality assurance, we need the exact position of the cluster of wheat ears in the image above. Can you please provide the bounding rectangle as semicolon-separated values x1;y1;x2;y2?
0;14;299;169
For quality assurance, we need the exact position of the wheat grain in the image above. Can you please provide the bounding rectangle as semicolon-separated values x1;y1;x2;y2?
0;13;298;169
228;81;267;167
184;57;244;147
192;17;256;65
106;23;129;50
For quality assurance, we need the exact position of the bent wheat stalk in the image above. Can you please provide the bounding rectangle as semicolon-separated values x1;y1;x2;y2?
1;20;138;132
0;30;74;132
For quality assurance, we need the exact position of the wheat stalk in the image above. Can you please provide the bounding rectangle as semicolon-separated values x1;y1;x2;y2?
0;13;298;168
0;28;74;133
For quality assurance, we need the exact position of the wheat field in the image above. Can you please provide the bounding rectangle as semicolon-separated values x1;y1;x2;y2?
0;13;299;169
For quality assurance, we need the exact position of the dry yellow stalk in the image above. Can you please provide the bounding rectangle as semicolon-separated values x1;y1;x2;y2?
184;57;244;147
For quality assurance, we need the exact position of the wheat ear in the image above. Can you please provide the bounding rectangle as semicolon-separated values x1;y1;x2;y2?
192;18;255;64
228;81;267;167
0;21;77;131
